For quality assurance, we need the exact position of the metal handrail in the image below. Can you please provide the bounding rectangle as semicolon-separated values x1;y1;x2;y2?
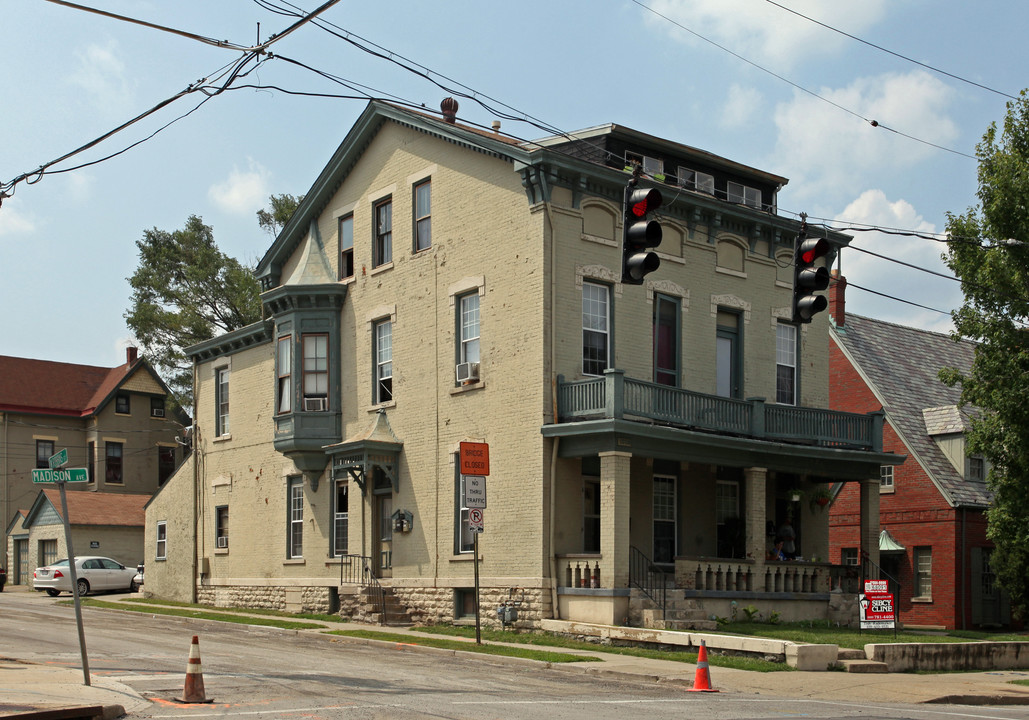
339;553;386;626
629;545;668;617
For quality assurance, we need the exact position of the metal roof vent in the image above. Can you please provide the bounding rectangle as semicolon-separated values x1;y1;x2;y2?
441;97;459;123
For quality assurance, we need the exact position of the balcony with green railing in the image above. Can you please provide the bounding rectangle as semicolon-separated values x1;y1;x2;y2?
556;369;883;451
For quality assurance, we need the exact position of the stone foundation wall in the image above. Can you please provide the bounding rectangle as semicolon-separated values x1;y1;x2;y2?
195;585;336;614
391;586;549;629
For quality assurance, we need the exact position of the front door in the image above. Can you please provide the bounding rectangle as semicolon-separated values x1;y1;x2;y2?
375;494;393;578
653;475;676;564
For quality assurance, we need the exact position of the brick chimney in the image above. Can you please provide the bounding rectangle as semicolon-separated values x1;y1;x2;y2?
126;346;138;365
829;270;846;328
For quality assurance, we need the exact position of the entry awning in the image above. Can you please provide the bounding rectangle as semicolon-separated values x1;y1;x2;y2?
879;529;906;553
324;409;403;493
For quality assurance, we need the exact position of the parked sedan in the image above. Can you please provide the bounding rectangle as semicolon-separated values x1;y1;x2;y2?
33;556;140;597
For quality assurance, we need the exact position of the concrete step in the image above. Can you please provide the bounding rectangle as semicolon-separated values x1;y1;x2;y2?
837;648;867;660
841;658;889;673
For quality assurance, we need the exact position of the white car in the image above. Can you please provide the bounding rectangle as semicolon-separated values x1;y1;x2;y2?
33;556;140;597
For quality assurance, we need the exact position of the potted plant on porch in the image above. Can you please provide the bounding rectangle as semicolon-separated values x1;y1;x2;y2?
810;485;834;509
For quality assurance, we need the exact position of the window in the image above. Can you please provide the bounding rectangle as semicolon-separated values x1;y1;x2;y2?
414;180;431;252
35;440;54;469
715;480;741;557
880;465;895;490
373;198;392;267
653;293;679;386
582;281;610;376
156;521;167;560
215;367;229;436
277;336;292;414
216;506;229;549
288;477;304;558
776;323;797;405
105;442;123;484
969;456;985;482
374;320;393;404
842;547;859;566
653;475;676;563
334;481;349;557
303;334;328;410
87;441;95;483
458;292;480;365
150;397;166;418
116;393;130;414
626;151;662;177
456;470;474;554
583;479;600;553
339;214;354;279
914;546;932;599
678;166;714;195
727;181;762;209
158;446;175;486
41;538;58;567
716;311;741;398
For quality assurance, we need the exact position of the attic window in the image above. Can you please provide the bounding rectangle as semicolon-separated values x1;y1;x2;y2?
969;456;985;482
727;181;762;209
678;166;714;195
625;151;662;177
116;394;130;414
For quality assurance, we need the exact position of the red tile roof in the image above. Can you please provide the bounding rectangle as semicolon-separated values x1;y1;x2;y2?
0;355;136;417
42;489;147;527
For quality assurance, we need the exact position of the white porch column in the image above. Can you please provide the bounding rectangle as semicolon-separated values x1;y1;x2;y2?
599;451;632;588
744;467;768;565
859;476;881;576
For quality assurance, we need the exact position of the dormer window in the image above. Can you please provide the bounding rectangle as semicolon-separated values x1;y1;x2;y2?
626;151;662;177
727;181;762;209
969;456;985;482
678;166;714;195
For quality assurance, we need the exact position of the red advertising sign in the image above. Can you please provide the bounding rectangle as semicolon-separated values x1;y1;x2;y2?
859;590;896;629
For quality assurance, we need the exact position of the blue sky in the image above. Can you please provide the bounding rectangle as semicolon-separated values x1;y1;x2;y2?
2;0;1025;368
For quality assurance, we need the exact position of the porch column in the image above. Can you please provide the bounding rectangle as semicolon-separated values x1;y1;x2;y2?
744;467;768;566
859;476;881;576
599;451;632;588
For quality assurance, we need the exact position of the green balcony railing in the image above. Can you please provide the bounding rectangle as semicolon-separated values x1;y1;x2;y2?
557;369;883;451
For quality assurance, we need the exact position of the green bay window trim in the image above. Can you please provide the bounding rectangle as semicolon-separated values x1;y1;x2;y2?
776;322;798;405
215;366;230;436
303;334;329;411
105;442;123;484
373;197;393;267
288;477;304;558
653;293;680;386
414;179;431;252
339;214;354;279
374;320;393;404
35;440;54;469
277;336;292;414
156;521;167;560
582;281;611;376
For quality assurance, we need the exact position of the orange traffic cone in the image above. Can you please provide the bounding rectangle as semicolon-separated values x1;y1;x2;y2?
688;639;719;692
178;635;212;703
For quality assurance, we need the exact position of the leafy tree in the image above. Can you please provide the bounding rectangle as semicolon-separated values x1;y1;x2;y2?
256;193;304;237
941;90;1029;619
125;215;262;409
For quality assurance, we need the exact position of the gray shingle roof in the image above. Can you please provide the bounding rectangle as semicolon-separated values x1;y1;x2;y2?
833;314;988;507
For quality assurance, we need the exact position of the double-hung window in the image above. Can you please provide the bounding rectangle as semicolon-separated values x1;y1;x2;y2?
653;293;679;386
880;464;895;491
288;477;303;558
156;522;167;560
116;394;130;414
582;281;610;376
776;323;797;405
914;546;932;599
216;506;229;549
716;311;741;398
277;336;292;414
303;334;328;411
105;442;123;484
414;180;431;252
374;320;393;404
339;215;354;279
373;198;392;267
215;367;230;436
458;293;480;365
35;440;54;469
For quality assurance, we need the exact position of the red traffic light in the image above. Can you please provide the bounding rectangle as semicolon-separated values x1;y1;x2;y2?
628;188;662;218
799;236;829;265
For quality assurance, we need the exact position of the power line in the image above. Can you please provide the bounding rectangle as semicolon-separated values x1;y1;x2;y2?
846;281;952;316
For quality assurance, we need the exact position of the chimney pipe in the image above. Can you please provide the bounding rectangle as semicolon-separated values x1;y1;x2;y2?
127;346;138;365
829;270;846;328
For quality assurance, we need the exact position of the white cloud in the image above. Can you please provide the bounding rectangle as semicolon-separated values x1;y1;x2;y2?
208;160;271;215
833;189;958;332
645;0;887;68
69;41;134;115
0;199;36;237
722;84;762;128
772;70;958;203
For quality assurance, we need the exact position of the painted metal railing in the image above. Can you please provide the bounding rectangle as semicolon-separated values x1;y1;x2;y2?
629;546;668;616
557;370;883;451
339;553;386;626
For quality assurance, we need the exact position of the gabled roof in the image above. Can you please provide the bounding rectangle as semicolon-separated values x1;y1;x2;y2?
24;490;148;529
831;314;987;507
0;352;168;418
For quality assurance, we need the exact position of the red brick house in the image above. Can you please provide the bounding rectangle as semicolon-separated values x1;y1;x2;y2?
828;274;1009;629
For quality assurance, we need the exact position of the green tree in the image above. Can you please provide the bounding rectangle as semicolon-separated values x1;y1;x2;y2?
125;215;262;409
941;90;1029;619
256;193;304;237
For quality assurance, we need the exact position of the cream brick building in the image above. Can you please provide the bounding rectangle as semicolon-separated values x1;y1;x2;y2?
145;100;899;626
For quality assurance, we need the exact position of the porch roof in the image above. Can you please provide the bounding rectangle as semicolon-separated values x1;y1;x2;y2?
542;418;902;480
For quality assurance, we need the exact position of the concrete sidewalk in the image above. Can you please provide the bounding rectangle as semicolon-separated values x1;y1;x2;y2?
4;594;1029;717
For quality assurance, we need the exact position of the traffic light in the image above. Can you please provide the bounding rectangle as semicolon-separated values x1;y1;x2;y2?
792;222;830;323
621;179;663;285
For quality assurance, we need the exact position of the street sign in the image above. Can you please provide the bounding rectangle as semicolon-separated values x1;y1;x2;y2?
48;448;68;469
459;441;490;476
468;508;484;533
32;468;88;483
463;475;487;509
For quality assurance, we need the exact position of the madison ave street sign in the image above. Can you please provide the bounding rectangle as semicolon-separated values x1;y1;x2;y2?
32;468;88;483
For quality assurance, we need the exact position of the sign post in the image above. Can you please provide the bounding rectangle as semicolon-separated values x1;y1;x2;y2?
459;442;489;645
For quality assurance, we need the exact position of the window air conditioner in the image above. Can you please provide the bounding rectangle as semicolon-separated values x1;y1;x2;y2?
304;397;328;412
455;362;480;383
217;536;228;549
152;408;165;418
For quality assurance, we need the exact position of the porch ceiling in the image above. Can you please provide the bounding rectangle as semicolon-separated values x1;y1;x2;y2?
542;418;903;480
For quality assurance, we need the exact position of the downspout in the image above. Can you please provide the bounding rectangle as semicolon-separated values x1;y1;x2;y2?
191;357;199;603
544;196;561;620
961;507;967;630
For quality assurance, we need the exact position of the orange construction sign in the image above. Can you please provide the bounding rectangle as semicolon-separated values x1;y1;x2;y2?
459;441;490;476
